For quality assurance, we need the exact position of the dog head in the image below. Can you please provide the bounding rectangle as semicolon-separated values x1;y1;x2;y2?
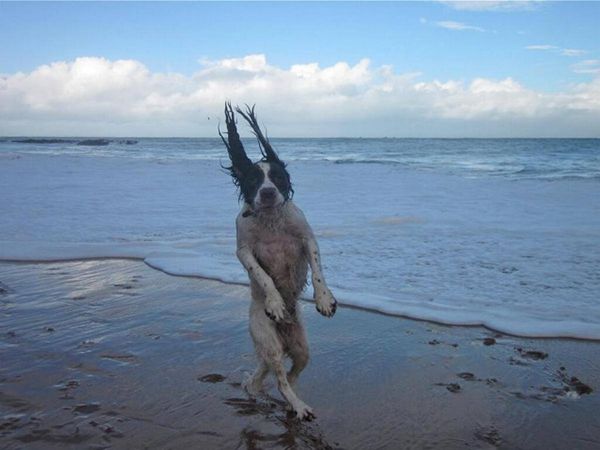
220;103;293;211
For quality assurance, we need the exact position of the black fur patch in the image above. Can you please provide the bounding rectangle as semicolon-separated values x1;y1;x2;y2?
238;165;264;205
266;161;293;201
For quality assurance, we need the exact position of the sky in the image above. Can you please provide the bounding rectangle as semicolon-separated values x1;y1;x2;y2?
1;1;599;138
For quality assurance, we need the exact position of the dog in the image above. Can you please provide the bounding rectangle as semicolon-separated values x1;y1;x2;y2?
220;103;337;420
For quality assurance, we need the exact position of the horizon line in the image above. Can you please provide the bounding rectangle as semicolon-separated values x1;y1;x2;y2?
3;136;600;140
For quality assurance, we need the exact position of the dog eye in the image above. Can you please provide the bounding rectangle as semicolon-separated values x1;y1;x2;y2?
245;174;259;185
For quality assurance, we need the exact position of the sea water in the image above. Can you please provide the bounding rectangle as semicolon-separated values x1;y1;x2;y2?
1;138;599;339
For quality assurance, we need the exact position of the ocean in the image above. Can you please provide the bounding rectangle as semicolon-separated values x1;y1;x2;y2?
1;137;599;339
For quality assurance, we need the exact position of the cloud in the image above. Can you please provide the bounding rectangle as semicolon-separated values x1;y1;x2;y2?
526;45;588;59
1;55;600;137
525;44;558;51
439;1;540;11
561;48;587;57
571;59;600;75
435;20;485;32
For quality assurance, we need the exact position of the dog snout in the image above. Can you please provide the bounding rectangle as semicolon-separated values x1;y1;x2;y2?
260;187;277;202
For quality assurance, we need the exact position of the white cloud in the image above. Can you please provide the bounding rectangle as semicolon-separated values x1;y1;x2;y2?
571;59;600;75
435;20;485;32
1;55;600;137
561;48;587;57
413;77;544;119
525;44;558;51
526;45;589;60
439;1;540;11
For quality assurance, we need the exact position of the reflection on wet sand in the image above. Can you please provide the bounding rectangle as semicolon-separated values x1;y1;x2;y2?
1;259;599;449
224;395;336;449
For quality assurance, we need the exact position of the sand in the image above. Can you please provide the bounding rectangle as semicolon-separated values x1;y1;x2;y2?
1;259;599;449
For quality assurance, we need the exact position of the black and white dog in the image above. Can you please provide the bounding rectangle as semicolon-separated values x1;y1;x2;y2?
220;103;337;420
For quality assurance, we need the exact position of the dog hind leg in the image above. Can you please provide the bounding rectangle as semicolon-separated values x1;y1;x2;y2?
286;322;309;386
269;355;315;421
249;303;314;420
244;359;269;396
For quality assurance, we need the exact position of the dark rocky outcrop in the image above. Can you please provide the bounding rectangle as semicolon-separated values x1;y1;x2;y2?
12;139;76;144
77;139;111;146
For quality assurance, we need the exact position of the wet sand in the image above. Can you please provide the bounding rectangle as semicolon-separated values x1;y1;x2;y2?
1;260;599;449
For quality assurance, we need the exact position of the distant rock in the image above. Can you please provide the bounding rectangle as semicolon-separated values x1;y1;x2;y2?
77;139;111;146
116;140;138;145
12;138;76;144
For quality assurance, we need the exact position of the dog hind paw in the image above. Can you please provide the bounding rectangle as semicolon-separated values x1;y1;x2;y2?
294;404;316;421
243;380;263;397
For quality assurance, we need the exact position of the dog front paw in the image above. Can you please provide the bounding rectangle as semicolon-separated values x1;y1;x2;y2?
265;294;286;322
315;289;337;318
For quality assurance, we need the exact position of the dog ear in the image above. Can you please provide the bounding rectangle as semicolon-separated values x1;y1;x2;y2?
219;102;253;181
236;104;285;166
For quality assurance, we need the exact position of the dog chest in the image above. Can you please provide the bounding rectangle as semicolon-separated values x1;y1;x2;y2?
253;233;305;271
252;231;308;300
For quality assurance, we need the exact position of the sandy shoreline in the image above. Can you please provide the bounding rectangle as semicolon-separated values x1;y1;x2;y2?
1;260;599;449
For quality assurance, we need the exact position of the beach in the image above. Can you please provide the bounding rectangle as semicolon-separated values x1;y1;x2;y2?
3;0;600;448
1;259;599;449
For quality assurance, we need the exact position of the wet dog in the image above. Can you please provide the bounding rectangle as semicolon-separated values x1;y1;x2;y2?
220;103;337;420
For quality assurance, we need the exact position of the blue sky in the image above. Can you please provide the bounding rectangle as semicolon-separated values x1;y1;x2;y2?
2;1;598;90
1;1;599;137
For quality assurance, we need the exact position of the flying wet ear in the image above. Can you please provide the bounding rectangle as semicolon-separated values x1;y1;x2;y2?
236;104;285;165
219;102;253;182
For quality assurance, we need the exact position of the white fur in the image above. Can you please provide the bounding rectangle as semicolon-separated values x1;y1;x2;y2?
236;200;336;420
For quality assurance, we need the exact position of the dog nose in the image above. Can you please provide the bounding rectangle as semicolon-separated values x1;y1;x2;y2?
260;187;277;201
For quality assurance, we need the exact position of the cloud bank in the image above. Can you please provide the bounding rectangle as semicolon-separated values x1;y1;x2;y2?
1;55;599;137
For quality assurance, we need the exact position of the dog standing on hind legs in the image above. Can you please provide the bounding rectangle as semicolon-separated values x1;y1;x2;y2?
220;102;337;420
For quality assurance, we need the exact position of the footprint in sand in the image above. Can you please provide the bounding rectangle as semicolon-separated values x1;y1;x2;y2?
483;337;496;346
73;403;101;414
475;426;502;446
100;353;138;364
435;382;461;393
198;373;226;383
515;347;548;360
